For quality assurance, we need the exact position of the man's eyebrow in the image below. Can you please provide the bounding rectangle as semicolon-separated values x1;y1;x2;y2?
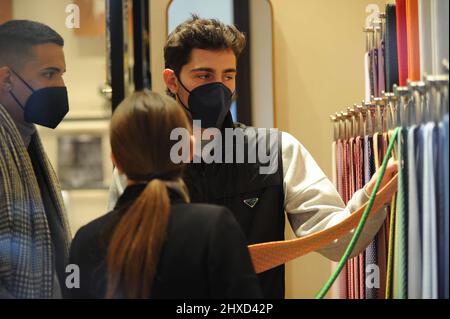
41;67;66;73
189;68;237;74
190;67;215;73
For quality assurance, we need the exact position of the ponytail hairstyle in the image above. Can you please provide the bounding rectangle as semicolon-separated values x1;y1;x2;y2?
106;89;191;298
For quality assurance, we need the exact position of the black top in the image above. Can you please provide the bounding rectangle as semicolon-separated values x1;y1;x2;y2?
69;184;262;299
183;118;286;298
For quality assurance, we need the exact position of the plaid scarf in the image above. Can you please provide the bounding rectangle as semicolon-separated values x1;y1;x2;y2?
0;104;71;298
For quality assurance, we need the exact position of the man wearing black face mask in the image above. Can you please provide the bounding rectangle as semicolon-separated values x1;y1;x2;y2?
0;20;71;298
108;16;398;299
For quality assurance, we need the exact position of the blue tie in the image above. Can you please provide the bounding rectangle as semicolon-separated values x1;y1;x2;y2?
407;125;422;299
422;123;438;299
443;115;449;299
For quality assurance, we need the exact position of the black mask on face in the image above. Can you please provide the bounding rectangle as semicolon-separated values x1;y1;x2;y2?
9;69;69;129
177;79;234;129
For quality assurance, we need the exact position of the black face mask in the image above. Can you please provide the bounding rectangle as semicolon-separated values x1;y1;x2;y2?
177;79;234;129
9;69;69;129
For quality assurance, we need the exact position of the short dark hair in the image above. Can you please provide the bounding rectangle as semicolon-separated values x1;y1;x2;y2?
0;20;64;70
164;15;246;94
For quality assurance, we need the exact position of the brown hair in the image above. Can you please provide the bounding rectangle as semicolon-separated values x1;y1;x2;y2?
106;89;191;298
164;15;246;96
0;20;64;71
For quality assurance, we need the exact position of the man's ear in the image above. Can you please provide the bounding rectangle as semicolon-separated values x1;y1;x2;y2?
0;67;12;93
111;152;124;175
163;69;178;95
189;134;196;162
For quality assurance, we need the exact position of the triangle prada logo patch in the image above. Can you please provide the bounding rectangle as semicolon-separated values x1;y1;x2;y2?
243;198;259;208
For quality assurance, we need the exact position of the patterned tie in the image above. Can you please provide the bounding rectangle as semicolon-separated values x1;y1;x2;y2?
387;191;397;299
337;140;348;299
330;141;340;299
365;135;378;299
369;50;375;98
378;40;386;96
337;140;344;199
380;134;389;299
249;176;399;276
349;138;358;299
374;133;388;298
383;133;391;246
373;48;380;97
393;128;408;298
356;137;365;299
343;139;354;298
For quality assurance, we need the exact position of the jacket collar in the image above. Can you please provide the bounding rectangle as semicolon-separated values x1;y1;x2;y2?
114;183;186;211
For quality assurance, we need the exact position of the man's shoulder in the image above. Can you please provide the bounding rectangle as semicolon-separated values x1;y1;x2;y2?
233;122;294;138
232;124;301;150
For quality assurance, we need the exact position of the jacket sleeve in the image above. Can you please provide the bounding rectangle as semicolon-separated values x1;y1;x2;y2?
0;152;14;299
207;208;263;299
281;132;387;262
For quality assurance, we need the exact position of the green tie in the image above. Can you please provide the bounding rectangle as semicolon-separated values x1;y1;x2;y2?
386;194;396;299
386;129;398;299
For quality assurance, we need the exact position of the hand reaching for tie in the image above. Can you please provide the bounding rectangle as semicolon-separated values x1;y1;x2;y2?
364;158;398;203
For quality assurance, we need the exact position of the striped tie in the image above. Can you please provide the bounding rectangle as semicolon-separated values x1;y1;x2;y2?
394;128;408;298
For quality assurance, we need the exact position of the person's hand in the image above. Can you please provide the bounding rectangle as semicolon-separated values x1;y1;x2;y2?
364;158;398;197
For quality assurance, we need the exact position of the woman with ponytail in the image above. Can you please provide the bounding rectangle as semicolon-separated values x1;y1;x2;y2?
68;90;262;299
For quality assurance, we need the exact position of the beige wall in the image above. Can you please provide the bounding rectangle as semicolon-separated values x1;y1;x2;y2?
151;0;388;298
249;0;274;128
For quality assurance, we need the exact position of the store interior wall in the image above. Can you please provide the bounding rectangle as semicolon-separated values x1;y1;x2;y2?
5;0;395;298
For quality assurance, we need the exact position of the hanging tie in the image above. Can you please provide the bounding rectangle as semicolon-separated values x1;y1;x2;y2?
248;175;398;274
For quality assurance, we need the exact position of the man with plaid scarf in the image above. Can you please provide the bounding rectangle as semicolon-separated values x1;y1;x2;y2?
0;20;71;298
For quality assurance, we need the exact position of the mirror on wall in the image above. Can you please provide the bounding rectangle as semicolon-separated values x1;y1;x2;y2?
167;0;275;128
